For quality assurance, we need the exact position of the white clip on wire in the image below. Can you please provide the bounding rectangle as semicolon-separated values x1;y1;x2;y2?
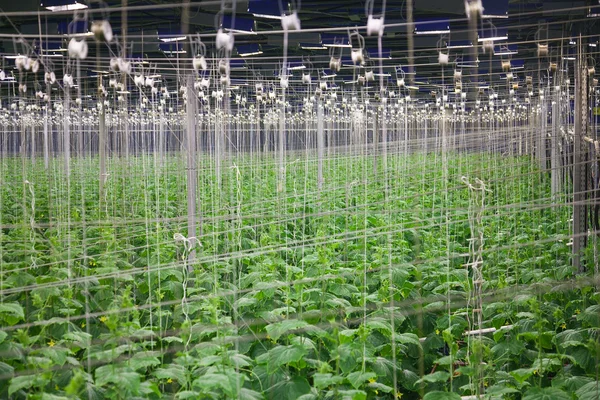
91;20;113;42
302;72;311;84
63;74;74;87
281;11;301;31
216;29;234;52
68;38;88;59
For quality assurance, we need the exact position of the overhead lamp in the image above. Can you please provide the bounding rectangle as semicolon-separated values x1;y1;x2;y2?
237;44;263;57
288;61;306;70
322;34;351;48
300;43;327;50
42;0;87;12
478;28;508;42
222;16;256;34
494;44;517;56
510;60;524;70
322;69;337;78
368;48;391;60
158;28;186;43
447;40;473;49
159;42;186;55
588;6;600;18
414;19;450;35
481;0;509;19
248;0;282;20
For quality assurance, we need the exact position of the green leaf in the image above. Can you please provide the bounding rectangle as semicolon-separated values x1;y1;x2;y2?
263;345;307;373
346;371;377;390
510;368;535;384
313;373;344;389
576;381;600;400
129;352;161;371
416;371;450;384
395;333;422;348
268;376;311;400
8;375;35;396
0;303;24;319
335;389;367;400
265;319;309;341
154;364;187;386
0;331;7;344
423;392;461;400
239;388;264;400
523;387;570;400
41;394;69;400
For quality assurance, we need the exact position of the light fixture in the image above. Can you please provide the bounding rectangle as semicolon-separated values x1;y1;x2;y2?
322;69;337;78
414;19;450;35
248;0;282;20
447;40;473;49
478;28;508;42
43;0;87;12
481;0;509;18
237;44;263;57
322;34;351;48
494;44;517;56
300;43;327;50
222;16;256;34
288;61;306;71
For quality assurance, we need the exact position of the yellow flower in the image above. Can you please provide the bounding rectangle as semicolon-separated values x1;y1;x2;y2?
81;322;86;328
55;384;59;390
396;392;403;399
561;323;567;329
375;390;379;395
435;329;440;335
533;370;538;375
48;339;56;347
167;378;173;384
368;378;376;384
99;316;107;323
266;335;271;340
575;309;581;315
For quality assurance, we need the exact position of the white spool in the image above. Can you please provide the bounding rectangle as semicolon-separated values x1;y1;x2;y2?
454;70;462;79
219;60;229;76
110;58;119;71
31;59;39;73
0;71;5;81
151;87;158;95
193;56;207;71
366;15;384;37
329;57;341;72
220;76;230;86
15;56;26;71
134;75;144;86
365;70;374;81
280;77;289;89
201;78;210;89
281;11;301;31
320;81;327;91
438;52;449;66
76;98;82;105
145;77;154;87
119;59;131;74
501;60;511;71
537;43;548;58
63;74;74;87
397;77;405;87
44;94;49;102
68;38;88;59
302;73;311;84
92;20;113;43
358;75;366;85
50;71;56;84
351;49;364;65
216;29;234;52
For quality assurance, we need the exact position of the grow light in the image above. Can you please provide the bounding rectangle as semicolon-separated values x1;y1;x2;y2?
43;0;87;12
414;19;450;35
248;0;282;20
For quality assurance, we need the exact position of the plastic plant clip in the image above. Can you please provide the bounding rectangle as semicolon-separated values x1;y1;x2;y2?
365;70;375;81
216;29;234;52
281;11;301;31
501;60;511;72
537;43;548;57
365;0;384;37
191;35;208;71
92;20;113;42
349;29;365;65
464;0;483;19
302;73;311;84
68;38;88;59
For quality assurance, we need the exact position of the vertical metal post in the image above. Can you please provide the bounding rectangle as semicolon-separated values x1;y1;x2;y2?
185;76;198;265
551;82;560;197
317;99;324;191
64;90;71;176
573;40;587;273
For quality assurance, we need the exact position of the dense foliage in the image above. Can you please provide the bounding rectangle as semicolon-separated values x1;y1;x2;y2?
0;153;598;399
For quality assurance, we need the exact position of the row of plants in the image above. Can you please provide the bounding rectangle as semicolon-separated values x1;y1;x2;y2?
0;151;598;399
